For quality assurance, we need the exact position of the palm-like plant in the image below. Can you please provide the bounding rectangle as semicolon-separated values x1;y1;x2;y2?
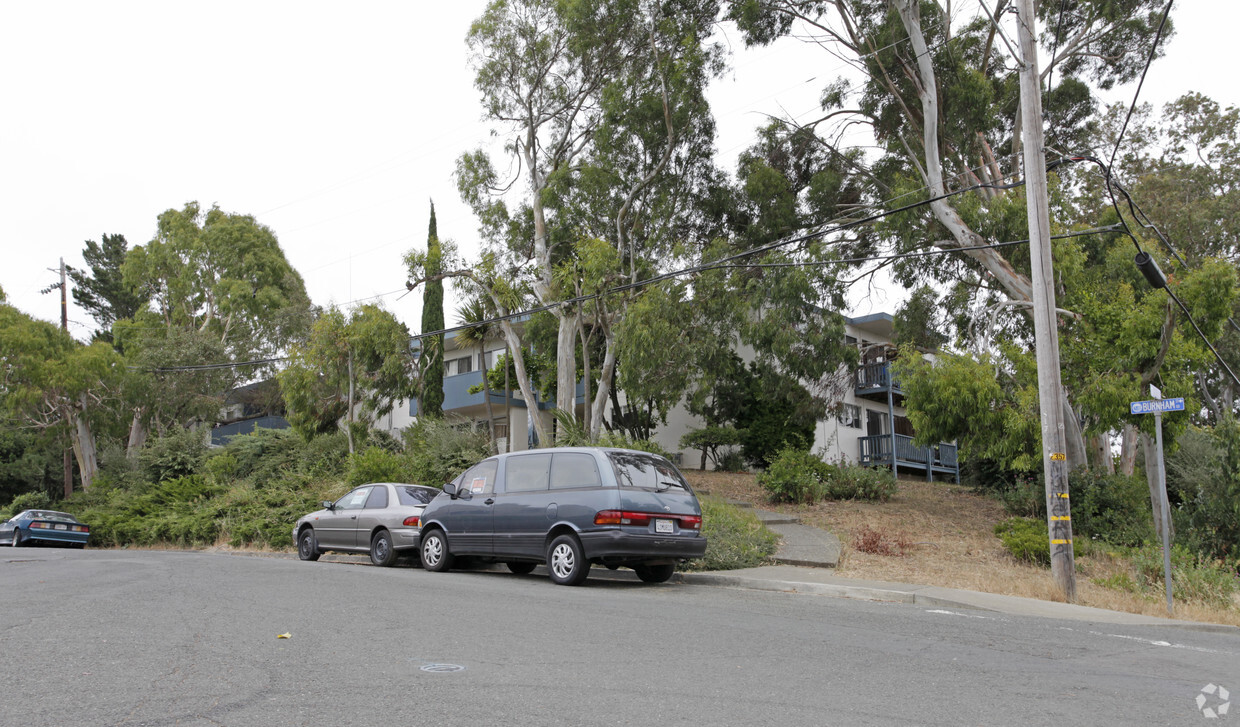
456;295;502;452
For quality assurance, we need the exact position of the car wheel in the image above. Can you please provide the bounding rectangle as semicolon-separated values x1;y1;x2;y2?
420;529;452;572
547;534;590;586
633;563;675;583
370;529;397;567
11;530;22;547
506;561;536;575
297;529;320;561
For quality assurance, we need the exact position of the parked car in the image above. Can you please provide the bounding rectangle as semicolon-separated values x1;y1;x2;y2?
417;447;708;586
1;510;90;548
293;483;441;567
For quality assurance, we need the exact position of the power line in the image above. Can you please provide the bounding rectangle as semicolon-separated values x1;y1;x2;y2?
1107;0;1174;171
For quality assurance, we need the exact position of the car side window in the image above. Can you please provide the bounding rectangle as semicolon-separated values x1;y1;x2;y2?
336;487;372;511
550;453;602;490
364;486;389;509
504;454;552;492
460;460;498;495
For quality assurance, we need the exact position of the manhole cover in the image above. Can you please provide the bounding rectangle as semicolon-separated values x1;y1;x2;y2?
420;663;466;673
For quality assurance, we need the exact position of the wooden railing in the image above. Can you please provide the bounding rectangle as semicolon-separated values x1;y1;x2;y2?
859;434;957;471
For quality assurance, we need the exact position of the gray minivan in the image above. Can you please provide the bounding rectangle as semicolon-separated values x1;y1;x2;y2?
417;447;708;585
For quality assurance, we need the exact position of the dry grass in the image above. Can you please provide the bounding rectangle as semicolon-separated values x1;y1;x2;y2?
684;469;1240;627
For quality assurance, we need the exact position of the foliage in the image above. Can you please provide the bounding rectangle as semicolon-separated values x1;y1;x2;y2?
0;421;66;504
996;474;1047;520
717;450;747;473
824;465;898;503
404;416;491;486
757;447;831;504
138;426;207;483
66;233;146;346
994;517;1051;567
347;447;413;486
0;490;53;520
215;428;350;485
420;202;445;418
679;426;742;471
713;361;817;469
279;304;414;445
1120;545;1239;610
680;495;779;572
1170;418;1240;560
1068;469;1154;548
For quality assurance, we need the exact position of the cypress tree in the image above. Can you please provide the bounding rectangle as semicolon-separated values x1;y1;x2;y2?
420;202;445;417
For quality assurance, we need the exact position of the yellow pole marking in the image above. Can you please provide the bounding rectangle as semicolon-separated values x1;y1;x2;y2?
1050;516;1071;521
1055;493;1070;499
1050;539;1072;545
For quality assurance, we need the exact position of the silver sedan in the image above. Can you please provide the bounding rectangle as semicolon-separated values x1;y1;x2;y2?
293;483;441;567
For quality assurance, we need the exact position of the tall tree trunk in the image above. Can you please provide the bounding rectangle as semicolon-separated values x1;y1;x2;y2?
127;407;148;457
1088;433;1115;474
70;401;98;491
589;331;618;441
498;320;548;446
1139;432;1173;542
556;314;580;433
1118;424;1139;475
346;349;355;455
578;317;592;437
480;349;497;454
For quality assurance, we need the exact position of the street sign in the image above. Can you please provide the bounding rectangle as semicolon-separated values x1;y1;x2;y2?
1130;398;1185;415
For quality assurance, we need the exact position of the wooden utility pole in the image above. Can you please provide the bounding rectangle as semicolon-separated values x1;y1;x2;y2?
43;258;73;499
1016;0;1076;600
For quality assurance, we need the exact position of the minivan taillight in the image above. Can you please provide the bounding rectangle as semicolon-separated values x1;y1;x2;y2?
403;516;420;527
594;510;701;530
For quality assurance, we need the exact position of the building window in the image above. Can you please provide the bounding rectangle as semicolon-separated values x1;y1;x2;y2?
838;404;861;429
446;356;473;376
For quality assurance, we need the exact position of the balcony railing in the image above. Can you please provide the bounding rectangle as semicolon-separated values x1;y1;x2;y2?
858;434;958;480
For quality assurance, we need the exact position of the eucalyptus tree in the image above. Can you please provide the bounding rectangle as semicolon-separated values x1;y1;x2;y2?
119;201;312;444
724;0;1179;469
449;0;724;438
279;304;415;454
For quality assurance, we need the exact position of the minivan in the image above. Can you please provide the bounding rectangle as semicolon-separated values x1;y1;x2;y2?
417;447;708;585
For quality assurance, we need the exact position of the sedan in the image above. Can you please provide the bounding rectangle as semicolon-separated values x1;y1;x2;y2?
1;510;91;548
293;483;440;567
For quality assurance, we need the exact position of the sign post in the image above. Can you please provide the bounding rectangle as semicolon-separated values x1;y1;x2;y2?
1131;385;1177;615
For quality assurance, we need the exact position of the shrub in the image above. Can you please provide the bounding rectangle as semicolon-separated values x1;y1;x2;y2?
679;426;742;471
405;417;492;486
1068;469;1154;547
757;448;831;504
994;517;1050;566
851;525;913;556
1170;420;1240;561
717;450;747;473
681;495;778;571
1129;544;1240;609
824;465;898;502
139;426;208;483
347;447;412;486
997;474;1046;519
1;490;52;519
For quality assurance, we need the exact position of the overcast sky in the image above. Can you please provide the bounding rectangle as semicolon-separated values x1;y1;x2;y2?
1;2;1232;341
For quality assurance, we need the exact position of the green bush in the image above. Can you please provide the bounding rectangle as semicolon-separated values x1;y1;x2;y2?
405;417;492;486
1;490;53;520
681;495;779;571
757;448;831;504
347;447;412;486
824;465;898;502
1129;544;1240;609
997;474;1046;519
138;426;208;483
1068;469;1154;547
717;450;747;472
994;517;1050;566
1170;421;1240;561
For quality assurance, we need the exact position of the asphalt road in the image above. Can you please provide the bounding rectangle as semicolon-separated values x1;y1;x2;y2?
2;548;1237;726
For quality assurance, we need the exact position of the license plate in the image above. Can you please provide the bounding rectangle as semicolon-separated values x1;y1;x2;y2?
55;524;67;530
655;519;674;534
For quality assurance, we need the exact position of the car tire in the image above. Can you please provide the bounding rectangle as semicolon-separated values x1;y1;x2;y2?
297;529;320;561
633;563;675;583
420;529;452;572
506;561;536;575
370;529;397;567
547;534;590;586
11;530;22;547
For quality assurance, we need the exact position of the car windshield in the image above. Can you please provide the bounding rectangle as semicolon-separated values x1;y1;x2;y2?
607;452;688;491
27;510;77;523
397;486;439;506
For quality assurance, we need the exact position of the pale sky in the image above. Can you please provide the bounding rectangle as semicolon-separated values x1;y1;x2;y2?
1;2;1232;340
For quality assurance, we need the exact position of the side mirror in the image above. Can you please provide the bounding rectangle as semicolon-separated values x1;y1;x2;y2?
443;483;457;499
321;500;335;511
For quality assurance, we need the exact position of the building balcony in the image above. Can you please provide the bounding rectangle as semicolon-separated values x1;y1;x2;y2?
858;434;959;482
854;361;905;402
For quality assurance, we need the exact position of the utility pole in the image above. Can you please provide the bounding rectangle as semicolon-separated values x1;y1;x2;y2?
42;258;73;499
1016;0;1076;600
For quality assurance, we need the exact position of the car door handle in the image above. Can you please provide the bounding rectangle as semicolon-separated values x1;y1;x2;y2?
484;498;495;505
350;515;357;520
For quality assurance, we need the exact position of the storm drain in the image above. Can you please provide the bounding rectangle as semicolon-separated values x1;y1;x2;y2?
420;663;466;673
